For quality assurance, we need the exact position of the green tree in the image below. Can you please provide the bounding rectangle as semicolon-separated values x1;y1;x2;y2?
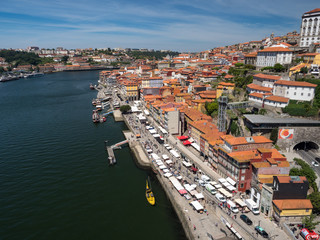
270;128;278;143
300;67;308;74
120;105;131;113
258;108;267;115
205;101;218;116
235;62;244;68
302;214;320;229
61;56;69;64
308;192;320;215
273;63;285;72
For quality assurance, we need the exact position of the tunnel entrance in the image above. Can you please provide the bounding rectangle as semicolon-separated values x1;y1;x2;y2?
293;141;319;151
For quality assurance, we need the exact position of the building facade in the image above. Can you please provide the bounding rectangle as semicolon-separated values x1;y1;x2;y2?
300;8;320;47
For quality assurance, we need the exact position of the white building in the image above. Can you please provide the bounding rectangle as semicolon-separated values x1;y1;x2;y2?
256;46;293;68
300;8;320;47
273;80;317;101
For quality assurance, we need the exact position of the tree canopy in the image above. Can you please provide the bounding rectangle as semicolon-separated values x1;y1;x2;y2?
0;50;41;67
120;105;131;113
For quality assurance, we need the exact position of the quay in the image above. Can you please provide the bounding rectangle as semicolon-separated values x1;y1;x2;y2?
105;139;129;165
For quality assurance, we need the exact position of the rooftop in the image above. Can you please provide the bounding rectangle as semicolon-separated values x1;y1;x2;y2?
244;114;320;126
273;199;313;210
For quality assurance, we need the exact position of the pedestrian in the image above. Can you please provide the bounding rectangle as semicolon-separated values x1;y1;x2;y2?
193;225;196;230
188;216;191;221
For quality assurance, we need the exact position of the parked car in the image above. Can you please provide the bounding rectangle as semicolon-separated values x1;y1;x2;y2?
240;214;252;225
255;226;269;238
215;193;226;203
312;161;319;167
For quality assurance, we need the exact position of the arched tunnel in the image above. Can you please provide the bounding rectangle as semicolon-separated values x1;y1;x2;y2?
293;141;319;151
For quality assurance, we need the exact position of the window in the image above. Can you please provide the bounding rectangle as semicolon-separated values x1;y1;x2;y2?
241;169;246;174
240;183;244;188
241;176;245;181
294;92;296;95
308;93;311;96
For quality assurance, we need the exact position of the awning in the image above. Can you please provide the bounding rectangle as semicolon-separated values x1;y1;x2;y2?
159;126;168;134
163;169;170;173
164;172;172;178
159;165;167;169
226;177;236;186
195;193;204;199
188;137;194;143
214;184;222;189
190;201;204;211
226;185;236;192
179;189;187;195
177;135;189;140
191;142;200;151
222;181;231;188
165;160;173;165
162;154;169;160
219;178;226;184
183;140;192;145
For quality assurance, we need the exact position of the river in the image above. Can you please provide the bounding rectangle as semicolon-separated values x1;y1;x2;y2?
0;71;186;240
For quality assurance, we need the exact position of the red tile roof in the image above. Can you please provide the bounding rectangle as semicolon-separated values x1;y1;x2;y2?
254;74;281;81
273;199;313;210
259;47;292;52
277;176;307;183
265;95;289;103
274;80;317;88
305;8;320;14
247;83;272;92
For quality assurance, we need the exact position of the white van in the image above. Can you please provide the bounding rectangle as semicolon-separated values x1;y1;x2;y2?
205;183;216;195
215;193;226;203
227;200;239;213
245;199;260;215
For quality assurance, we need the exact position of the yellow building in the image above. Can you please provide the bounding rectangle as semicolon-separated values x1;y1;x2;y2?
123;81;139;101
272;199;313;223
216;82;235;98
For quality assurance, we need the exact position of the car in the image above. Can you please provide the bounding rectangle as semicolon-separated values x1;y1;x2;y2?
240;214;252;225
255;226;269;238
215;193;226;203
315;157;320;162
312;161;319;167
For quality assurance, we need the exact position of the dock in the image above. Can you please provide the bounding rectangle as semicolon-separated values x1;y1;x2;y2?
106;140;129;165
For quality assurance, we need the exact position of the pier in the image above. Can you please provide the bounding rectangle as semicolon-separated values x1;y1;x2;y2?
106;140;129;165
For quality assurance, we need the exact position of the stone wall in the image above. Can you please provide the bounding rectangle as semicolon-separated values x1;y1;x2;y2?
277;127;320;151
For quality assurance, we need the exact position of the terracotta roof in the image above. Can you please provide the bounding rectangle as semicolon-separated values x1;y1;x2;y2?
228;150;257;163
259;47;292;52
265;95;289;103
218;82;235;87
273;199;313;210
249;92;264;99
247;83;272;92
274;80;317;88
224;136;273;146
277;176;307;183
254;73;281;81
244;52;257;57
305;8;320;14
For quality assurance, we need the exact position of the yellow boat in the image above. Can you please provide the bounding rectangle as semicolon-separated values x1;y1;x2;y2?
146;179;155;206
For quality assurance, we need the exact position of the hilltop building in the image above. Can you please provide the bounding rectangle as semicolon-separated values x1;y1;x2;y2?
300;8;320;47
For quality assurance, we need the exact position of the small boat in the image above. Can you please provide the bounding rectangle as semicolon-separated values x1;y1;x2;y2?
90;83;94;90
146;178;155;206
92;110;100;123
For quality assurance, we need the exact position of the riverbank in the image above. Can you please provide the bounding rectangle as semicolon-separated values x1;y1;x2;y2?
121;112;198;240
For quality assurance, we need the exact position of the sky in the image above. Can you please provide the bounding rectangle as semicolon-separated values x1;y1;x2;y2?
0;0;319;52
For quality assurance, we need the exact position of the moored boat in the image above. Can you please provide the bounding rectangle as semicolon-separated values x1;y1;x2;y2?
90;83;94;90
92;110;100;123
146;178;155;206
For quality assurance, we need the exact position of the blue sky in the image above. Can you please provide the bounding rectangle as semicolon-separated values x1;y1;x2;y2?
0;0;319;52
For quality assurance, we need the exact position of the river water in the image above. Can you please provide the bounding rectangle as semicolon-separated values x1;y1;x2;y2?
0;71;186;240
